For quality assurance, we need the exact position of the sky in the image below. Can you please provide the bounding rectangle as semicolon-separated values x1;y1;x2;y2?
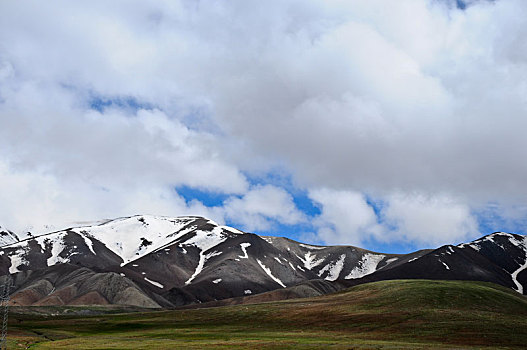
0;0;526;253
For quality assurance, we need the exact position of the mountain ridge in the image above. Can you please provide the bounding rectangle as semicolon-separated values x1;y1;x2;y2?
0;215;525;308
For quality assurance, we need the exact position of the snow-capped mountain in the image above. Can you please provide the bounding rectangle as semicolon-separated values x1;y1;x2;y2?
342;232;527;295
0;215;525;308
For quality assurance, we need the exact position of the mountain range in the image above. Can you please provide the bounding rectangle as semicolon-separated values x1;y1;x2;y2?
0;215;525;308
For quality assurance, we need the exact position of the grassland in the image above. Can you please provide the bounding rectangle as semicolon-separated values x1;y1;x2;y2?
5;279;527;349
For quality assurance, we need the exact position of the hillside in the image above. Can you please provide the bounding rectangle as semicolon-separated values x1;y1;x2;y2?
7;279;527;349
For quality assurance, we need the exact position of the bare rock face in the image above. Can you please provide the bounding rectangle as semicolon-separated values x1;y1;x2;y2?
0;216;526;309
4;264;161;308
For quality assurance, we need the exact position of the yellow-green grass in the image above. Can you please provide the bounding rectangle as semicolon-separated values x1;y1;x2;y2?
6;279;527;349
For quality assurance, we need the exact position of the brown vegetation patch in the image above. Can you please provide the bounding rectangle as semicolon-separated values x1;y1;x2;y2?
70;291;109;305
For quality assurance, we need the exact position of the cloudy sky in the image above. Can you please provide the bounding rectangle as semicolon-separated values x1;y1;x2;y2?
1;0;526;253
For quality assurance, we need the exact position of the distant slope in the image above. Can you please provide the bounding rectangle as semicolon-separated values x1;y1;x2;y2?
344;232;527;294
9;280;527;349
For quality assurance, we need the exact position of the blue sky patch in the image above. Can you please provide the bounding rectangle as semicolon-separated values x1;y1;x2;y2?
176;185;231;207
89;96;153;113
475;206;527;236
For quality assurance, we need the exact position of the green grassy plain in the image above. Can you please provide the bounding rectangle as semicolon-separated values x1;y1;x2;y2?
6;280;527;349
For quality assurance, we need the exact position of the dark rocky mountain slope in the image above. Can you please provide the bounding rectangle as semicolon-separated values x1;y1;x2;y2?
0;215;525;308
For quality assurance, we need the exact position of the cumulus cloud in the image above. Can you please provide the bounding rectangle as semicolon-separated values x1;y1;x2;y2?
309;188;381;246
0;159;192;235
308;189;478;247
220;185;306;231
207;0;527;201
381;192;479;246
0;158;303;237
0;0;526;248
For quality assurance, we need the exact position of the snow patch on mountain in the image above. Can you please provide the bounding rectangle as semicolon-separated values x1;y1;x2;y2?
295;252;325;270
345;254;385;279
185;250;223;285
469;244;480;251
385;257;398;264
508;234;525;248
70;215;199;264
29;235;50;253
221;226;243;234
318;254;346;281
9;250;26;273
144;277;164;288
511;237;527;294
47;236;67;266
299;244;326;250
257;259;286;288
459;233;527;255
182;225;234;285
239;243;251;259
183;226;230;251
80;233;96;255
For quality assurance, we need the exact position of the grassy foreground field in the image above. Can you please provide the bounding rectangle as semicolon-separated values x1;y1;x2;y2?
5;279;527;349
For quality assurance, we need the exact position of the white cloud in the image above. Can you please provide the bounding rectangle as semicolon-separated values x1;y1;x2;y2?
0;156;304;238
0;160;193;235
382;192;479;246
195;0;527;202
222;185;306;231
0;80;248;191
307;188;478;248
309;188;381;246
0;0;526;246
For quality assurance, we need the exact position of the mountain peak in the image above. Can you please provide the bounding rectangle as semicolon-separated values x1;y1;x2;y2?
66;215;243;265
458;232;527;252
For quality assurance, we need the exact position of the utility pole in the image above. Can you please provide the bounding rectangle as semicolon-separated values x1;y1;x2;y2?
0;275;12;350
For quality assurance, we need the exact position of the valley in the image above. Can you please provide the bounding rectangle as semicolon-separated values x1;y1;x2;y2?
6;280;527;349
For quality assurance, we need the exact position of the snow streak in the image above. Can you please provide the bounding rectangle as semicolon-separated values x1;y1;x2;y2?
239;243;251;259
144;277;164;288
257;259;286;288
511;237;527;294
299;244;326;250
318;254;346;281
295;252;324;270
345;254;385;279
185;250;223;285
9;251;25;273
